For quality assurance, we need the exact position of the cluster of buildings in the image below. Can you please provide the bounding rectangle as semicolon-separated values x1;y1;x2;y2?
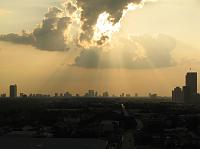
1;85;142;99
0;86;114;98
0;84;18;98
172;71;200;103
84;90;110;97
0;82;163;99
0;84;52;98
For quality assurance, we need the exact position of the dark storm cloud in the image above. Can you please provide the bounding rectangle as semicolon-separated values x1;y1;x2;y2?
0;0;154;50
76;0;143;44
32;7;71;51
73;34;177;69
0;7;71;51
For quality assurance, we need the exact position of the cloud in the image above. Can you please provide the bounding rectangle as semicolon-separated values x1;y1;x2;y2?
131;34;176;67
76;0;144;44
73;34;177;69
73;48;111;68
32;7;71;51
0;7;71;51
0;0;155;50
0;32;33;45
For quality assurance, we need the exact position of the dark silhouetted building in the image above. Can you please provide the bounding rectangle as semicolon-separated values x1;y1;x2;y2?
55;93;58;97
172;87;183;102
64;92;72;97
126;94;131;97
20;93;27;98
183;86;191;103
95;91;98;97
172;72;199;103
87;90;95;97
186;72;197;95
149;93;158;98
10;84;17;98
120;93;125;97
103;91;109;97
84;90;98;97
1;93;6;98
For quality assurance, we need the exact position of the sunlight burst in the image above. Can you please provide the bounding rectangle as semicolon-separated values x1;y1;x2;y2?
93;3;144;45
93;12;121;44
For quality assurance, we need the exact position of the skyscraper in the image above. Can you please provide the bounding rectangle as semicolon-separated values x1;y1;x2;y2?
10;84;17;98
186;72;197;95
172;87;183;102
182;86;191;103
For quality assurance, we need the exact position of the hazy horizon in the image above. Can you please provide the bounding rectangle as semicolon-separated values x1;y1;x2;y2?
0;0;200;96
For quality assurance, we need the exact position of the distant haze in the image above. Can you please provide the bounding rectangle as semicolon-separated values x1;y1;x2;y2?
0;0;200;96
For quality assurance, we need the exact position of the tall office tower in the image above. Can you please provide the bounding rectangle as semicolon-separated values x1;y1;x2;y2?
172;87;183;102
10;84;17;98
186;72;198;95
183;86;191;103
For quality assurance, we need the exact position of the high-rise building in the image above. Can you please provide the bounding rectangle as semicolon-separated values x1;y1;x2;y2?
172;72;199;103
172;87;183;102
95;91;98;97
10;84;17;98
186;72;197;95
88;90;95;97
183;86;191;103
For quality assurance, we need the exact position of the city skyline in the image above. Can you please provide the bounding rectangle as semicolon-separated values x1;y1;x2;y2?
0;0;200;96
0;1;200;147
2;70;198;98
1;83;159;98
172;71;199;103
1;69;198;97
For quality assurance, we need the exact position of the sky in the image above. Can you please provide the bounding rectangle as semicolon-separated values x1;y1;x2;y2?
0;0;200;96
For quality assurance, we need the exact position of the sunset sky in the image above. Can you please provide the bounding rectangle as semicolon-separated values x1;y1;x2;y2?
0;0;200;96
